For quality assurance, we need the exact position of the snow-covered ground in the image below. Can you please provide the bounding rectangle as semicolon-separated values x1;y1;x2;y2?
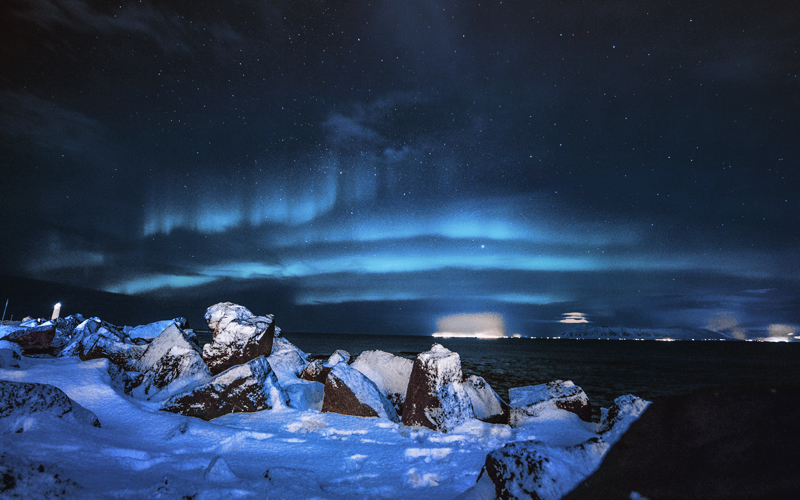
0;350;621;499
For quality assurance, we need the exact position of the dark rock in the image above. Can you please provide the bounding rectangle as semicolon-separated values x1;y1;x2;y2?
201;302;277;375
563;386;800;500
321;363;399;421
300;359;330;383
401;344;474;431
3;323;56;351
0;380;101;432
161;356;287;421
509;380;592;425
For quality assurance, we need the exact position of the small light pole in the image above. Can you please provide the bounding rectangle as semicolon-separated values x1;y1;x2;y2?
51;302;61;320
2;299;7;322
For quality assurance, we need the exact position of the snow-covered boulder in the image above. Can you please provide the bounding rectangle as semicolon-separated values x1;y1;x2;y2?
459;393;652;500
596;394;650;445
509;380;592;426
351;350;413;413
459;438;610;500
322;362;399;421
0;380;101;433
299;359;330;383
324;349;351;367
128;324;210;401
267;337;310;386
401;344;474;432
123;318;186;342
0;340;24;369
58;318;144;370
201;302;277;375
463;375;509;424
161;356;287;421
1;323;56;351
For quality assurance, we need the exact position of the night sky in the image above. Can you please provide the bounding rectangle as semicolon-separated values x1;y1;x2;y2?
1;0;798;337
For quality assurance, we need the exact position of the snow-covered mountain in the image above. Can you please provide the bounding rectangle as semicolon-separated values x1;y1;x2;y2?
557;326;734;341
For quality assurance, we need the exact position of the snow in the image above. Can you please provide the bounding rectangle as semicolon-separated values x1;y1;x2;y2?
351;350;413;401
324;349;351;367
123;319;176;341
1;339;648;500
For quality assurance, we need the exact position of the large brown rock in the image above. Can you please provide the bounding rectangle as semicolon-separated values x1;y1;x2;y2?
161;356;287;421
321;363;399;421
563;386;800;500
401;344;474;431
201;302;276;375
3;324;56;351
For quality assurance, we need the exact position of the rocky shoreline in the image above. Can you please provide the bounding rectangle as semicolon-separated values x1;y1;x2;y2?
2;302;653;499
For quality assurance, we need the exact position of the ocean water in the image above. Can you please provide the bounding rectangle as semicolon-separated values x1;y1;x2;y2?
279;333;800;419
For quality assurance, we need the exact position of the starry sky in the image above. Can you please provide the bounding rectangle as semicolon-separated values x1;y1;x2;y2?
1;0;798;337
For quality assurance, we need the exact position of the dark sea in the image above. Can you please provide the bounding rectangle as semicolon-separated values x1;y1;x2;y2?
278;333;800;420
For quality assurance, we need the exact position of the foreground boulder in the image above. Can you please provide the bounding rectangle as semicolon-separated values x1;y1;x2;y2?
564;387;798;500
509;380;592;425
464;438;609;500
128;324;210;401
401;344;474;431
201;302;277;375
458;394;650;500
161;356;287;421
0;380;101;433
351;350;413;414
322;363;399;421
59;318;144;371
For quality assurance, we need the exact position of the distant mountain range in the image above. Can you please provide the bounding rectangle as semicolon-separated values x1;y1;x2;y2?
556;325;736;341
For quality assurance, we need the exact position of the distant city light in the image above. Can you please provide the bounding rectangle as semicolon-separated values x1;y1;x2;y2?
433;313;507;339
